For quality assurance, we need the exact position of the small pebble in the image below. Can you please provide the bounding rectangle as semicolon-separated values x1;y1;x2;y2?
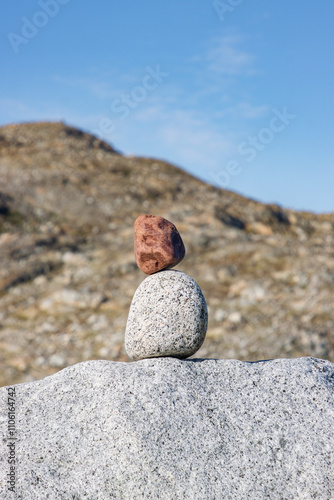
134;214;185;275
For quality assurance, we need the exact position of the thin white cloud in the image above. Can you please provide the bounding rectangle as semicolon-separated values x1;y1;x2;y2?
161;128;234;171
218;102;269;120
160;119;235;169
128;105;237;171
206;35;256;76
52;75;120;100
234;102;268;119
52;66;159;101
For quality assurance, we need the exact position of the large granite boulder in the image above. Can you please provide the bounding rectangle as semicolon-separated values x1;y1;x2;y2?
1;357;333;499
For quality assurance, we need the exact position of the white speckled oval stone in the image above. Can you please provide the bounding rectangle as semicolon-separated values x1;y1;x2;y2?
125;270;208;360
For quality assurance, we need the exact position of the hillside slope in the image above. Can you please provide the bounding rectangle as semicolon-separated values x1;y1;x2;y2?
0;121;333;386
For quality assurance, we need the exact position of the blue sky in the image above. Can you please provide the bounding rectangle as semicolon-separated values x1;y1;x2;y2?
1;1;334;213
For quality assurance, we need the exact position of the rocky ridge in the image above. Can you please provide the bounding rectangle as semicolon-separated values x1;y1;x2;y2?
0;121;334;386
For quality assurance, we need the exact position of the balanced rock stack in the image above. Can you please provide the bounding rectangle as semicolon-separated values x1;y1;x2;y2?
125;215;208;361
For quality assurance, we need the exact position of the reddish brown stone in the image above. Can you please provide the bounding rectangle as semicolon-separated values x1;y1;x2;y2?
134;215;185;275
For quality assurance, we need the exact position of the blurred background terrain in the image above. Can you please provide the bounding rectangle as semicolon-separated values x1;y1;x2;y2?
0;121;333;387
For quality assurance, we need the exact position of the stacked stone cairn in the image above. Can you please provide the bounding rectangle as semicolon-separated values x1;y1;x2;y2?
125;215;208;360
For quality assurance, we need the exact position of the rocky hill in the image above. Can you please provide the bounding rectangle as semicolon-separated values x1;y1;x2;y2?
0;121;333;386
